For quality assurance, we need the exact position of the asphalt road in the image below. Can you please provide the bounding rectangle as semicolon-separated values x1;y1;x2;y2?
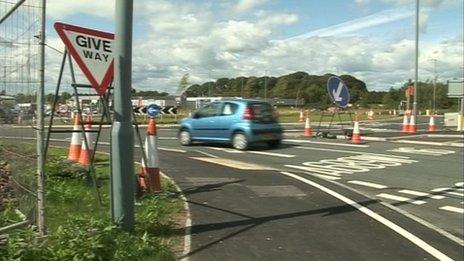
1;119;463;260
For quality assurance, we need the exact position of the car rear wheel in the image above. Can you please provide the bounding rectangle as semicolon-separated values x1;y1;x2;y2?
232;132;248;150
179;130;192;146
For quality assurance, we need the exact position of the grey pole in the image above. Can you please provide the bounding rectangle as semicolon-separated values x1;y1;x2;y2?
413;0;419;118
432;59;437;113
36;0;46;237
264;70;268;102
111;0;135;231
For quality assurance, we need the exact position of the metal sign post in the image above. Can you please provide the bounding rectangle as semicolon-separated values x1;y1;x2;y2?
316;76;352;137
111;0;135;231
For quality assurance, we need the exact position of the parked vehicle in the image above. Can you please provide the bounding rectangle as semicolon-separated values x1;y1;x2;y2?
178;100;283;150
0;107;15;124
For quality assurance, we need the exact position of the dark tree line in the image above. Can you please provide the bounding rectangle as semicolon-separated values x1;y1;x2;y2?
183;71;458;110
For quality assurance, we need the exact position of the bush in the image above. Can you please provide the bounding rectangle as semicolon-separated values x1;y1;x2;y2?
1;217;174;260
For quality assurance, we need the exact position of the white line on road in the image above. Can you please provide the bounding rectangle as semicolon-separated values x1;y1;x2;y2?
294;146;410;158
439;206;464;214
205;147;244;153
284;164;342;176
432;188;450;192
284;139;369;148
310;173;341;180
348;180;388;189
399;189;445;200
279;171;453;261
158;147;187;153
376;193;427;205
446;191;464;197
454;182;463;187
432;188;464;197
247;151;295;158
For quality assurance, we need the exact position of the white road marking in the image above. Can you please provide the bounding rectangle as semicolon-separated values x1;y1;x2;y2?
348;180;388;189
446;191;464;197
432;188;450;192
158;147;186;153
194;150;219;158
439;206;464;214
247;151;295;158
284;139;369;148
310;173;341;180
190;157;275;170
399;189;445;200
286;154;416;176
205;147;244;153
455;182;464;187
388;147;455;156
431;188;464;197
285;164;342;176
295;146;410;158
279;171;453;261
376;193;427;205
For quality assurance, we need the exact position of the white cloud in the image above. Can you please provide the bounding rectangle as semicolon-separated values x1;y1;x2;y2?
47;0;114;20
37;0;463;94
235;0;268;13
285;8;414;40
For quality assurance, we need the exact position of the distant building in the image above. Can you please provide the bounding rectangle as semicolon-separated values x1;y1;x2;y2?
0;95;15;107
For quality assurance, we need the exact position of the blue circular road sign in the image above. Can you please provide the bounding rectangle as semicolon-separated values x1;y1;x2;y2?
327;76;350;108
147;104;161;117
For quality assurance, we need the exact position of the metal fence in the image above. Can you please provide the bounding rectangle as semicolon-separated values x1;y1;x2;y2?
0;0;42;233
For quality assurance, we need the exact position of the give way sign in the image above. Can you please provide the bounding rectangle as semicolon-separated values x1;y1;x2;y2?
54;22;114;96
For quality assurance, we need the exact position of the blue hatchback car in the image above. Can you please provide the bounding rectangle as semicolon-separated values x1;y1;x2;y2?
178;100;283;150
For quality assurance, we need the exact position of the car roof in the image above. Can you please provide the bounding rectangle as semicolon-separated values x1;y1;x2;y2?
217;99;269;104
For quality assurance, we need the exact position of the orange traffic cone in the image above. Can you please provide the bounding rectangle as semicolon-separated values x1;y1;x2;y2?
298;110;304;122
408;114;417;134
351;113;362;144
67;114;82;161
427;115;437;132
140;118;161;193
304;114;313;137
401;114;409;133
78;115;94;166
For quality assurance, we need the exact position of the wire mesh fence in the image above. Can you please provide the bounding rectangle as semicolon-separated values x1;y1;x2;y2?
0;0;42;232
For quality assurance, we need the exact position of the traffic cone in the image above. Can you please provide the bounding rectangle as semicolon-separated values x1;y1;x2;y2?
427;115;437;132
408;114;417;134
78;115;94;166
304;114;313;137
140;118;161;193
351;113;362;144
401;114;409;133
298;110;304;122
67;114;82;161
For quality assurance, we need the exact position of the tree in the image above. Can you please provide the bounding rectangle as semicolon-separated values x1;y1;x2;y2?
177;73;190;94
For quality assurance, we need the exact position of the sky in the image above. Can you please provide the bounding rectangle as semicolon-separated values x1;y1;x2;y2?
42;0;463;94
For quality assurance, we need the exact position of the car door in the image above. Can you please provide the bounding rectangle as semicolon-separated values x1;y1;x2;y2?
190;102;222;140
214;102;240;140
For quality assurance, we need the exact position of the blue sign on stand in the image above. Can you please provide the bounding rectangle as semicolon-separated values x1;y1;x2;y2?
147;104;161;117
327;76;350;108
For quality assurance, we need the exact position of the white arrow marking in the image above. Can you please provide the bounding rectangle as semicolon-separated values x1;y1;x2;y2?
332;81;344;102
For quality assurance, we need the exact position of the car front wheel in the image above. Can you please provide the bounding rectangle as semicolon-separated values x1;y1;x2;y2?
179;130;192;146
232;132;248;150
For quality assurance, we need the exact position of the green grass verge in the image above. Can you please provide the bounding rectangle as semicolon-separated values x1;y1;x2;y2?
0;140;184;260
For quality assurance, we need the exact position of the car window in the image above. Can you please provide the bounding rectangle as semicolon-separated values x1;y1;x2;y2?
221;103;238;116
196;102;221;118
250;102;276;122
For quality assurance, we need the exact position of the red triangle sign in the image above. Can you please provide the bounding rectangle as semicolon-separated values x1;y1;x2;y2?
54;22;114;96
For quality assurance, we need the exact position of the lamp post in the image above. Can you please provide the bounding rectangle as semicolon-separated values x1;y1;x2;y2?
412;0;419;120
264;70;268;102
431;58;437;113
